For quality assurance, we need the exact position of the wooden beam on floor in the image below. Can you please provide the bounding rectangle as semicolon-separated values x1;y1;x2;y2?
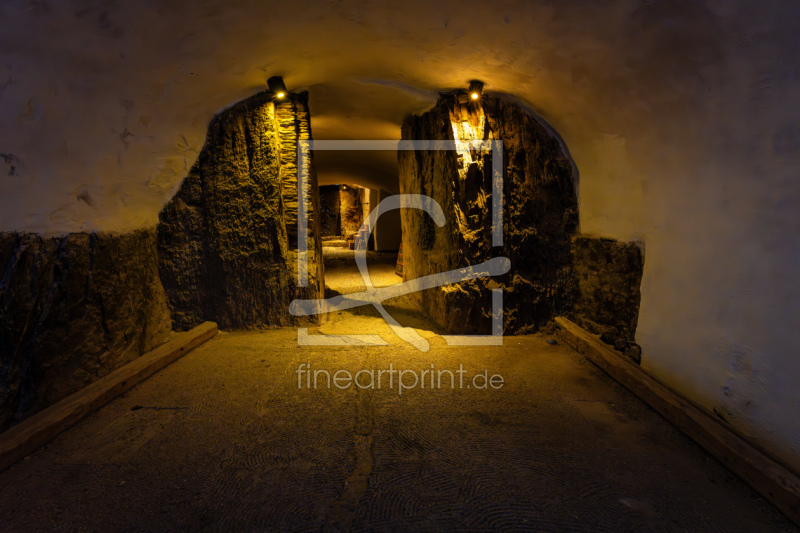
0;321;218;473
555;316;800;526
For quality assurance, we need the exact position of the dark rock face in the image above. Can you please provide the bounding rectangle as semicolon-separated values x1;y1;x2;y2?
569;236;644;345
157;91;324;331
399;93;579;334
319;185;341;237
340;185;364;238
0;230;171;431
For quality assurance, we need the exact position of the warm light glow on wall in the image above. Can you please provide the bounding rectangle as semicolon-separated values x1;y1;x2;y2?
451;112;487;180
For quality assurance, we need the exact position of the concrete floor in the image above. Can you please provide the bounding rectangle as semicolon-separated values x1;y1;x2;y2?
0;253;796;531
322;247;402;297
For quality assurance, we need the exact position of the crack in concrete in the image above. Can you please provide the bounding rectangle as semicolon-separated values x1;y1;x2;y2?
324;386;374;533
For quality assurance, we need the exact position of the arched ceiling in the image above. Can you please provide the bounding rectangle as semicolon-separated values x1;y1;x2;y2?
2;0;795;234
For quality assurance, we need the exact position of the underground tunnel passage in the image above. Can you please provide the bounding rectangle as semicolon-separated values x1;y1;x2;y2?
0;1;799;531
153;87;642;347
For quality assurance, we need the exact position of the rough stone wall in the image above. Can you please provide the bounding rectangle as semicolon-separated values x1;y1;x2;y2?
319;185;341;237
277;97;315;248
569;236;644;345
0;230;171;431
157;91;323;331
399;93;579;334
340;185;364;238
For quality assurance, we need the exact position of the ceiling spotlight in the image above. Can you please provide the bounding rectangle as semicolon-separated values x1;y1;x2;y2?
267;76;288;99
468;79;484;100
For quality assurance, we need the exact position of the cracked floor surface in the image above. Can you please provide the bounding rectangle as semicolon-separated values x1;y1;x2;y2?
0;311;797;531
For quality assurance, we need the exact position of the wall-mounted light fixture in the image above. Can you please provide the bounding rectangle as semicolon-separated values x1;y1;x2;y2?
268;76;287;99
468;79;484;101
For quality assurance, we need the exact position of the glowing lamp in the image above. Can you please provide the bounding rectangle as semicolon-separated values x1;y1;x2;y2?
468;79;484;100
267;76;288;98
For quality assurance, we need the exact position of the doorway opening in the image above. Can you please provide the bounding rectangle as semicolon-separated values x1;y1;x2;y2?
317;183;402;298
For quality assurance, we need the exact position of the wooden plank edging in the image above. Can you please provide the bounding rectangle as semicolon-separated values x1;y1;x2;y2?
0;321;218;472
555;316;800;526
